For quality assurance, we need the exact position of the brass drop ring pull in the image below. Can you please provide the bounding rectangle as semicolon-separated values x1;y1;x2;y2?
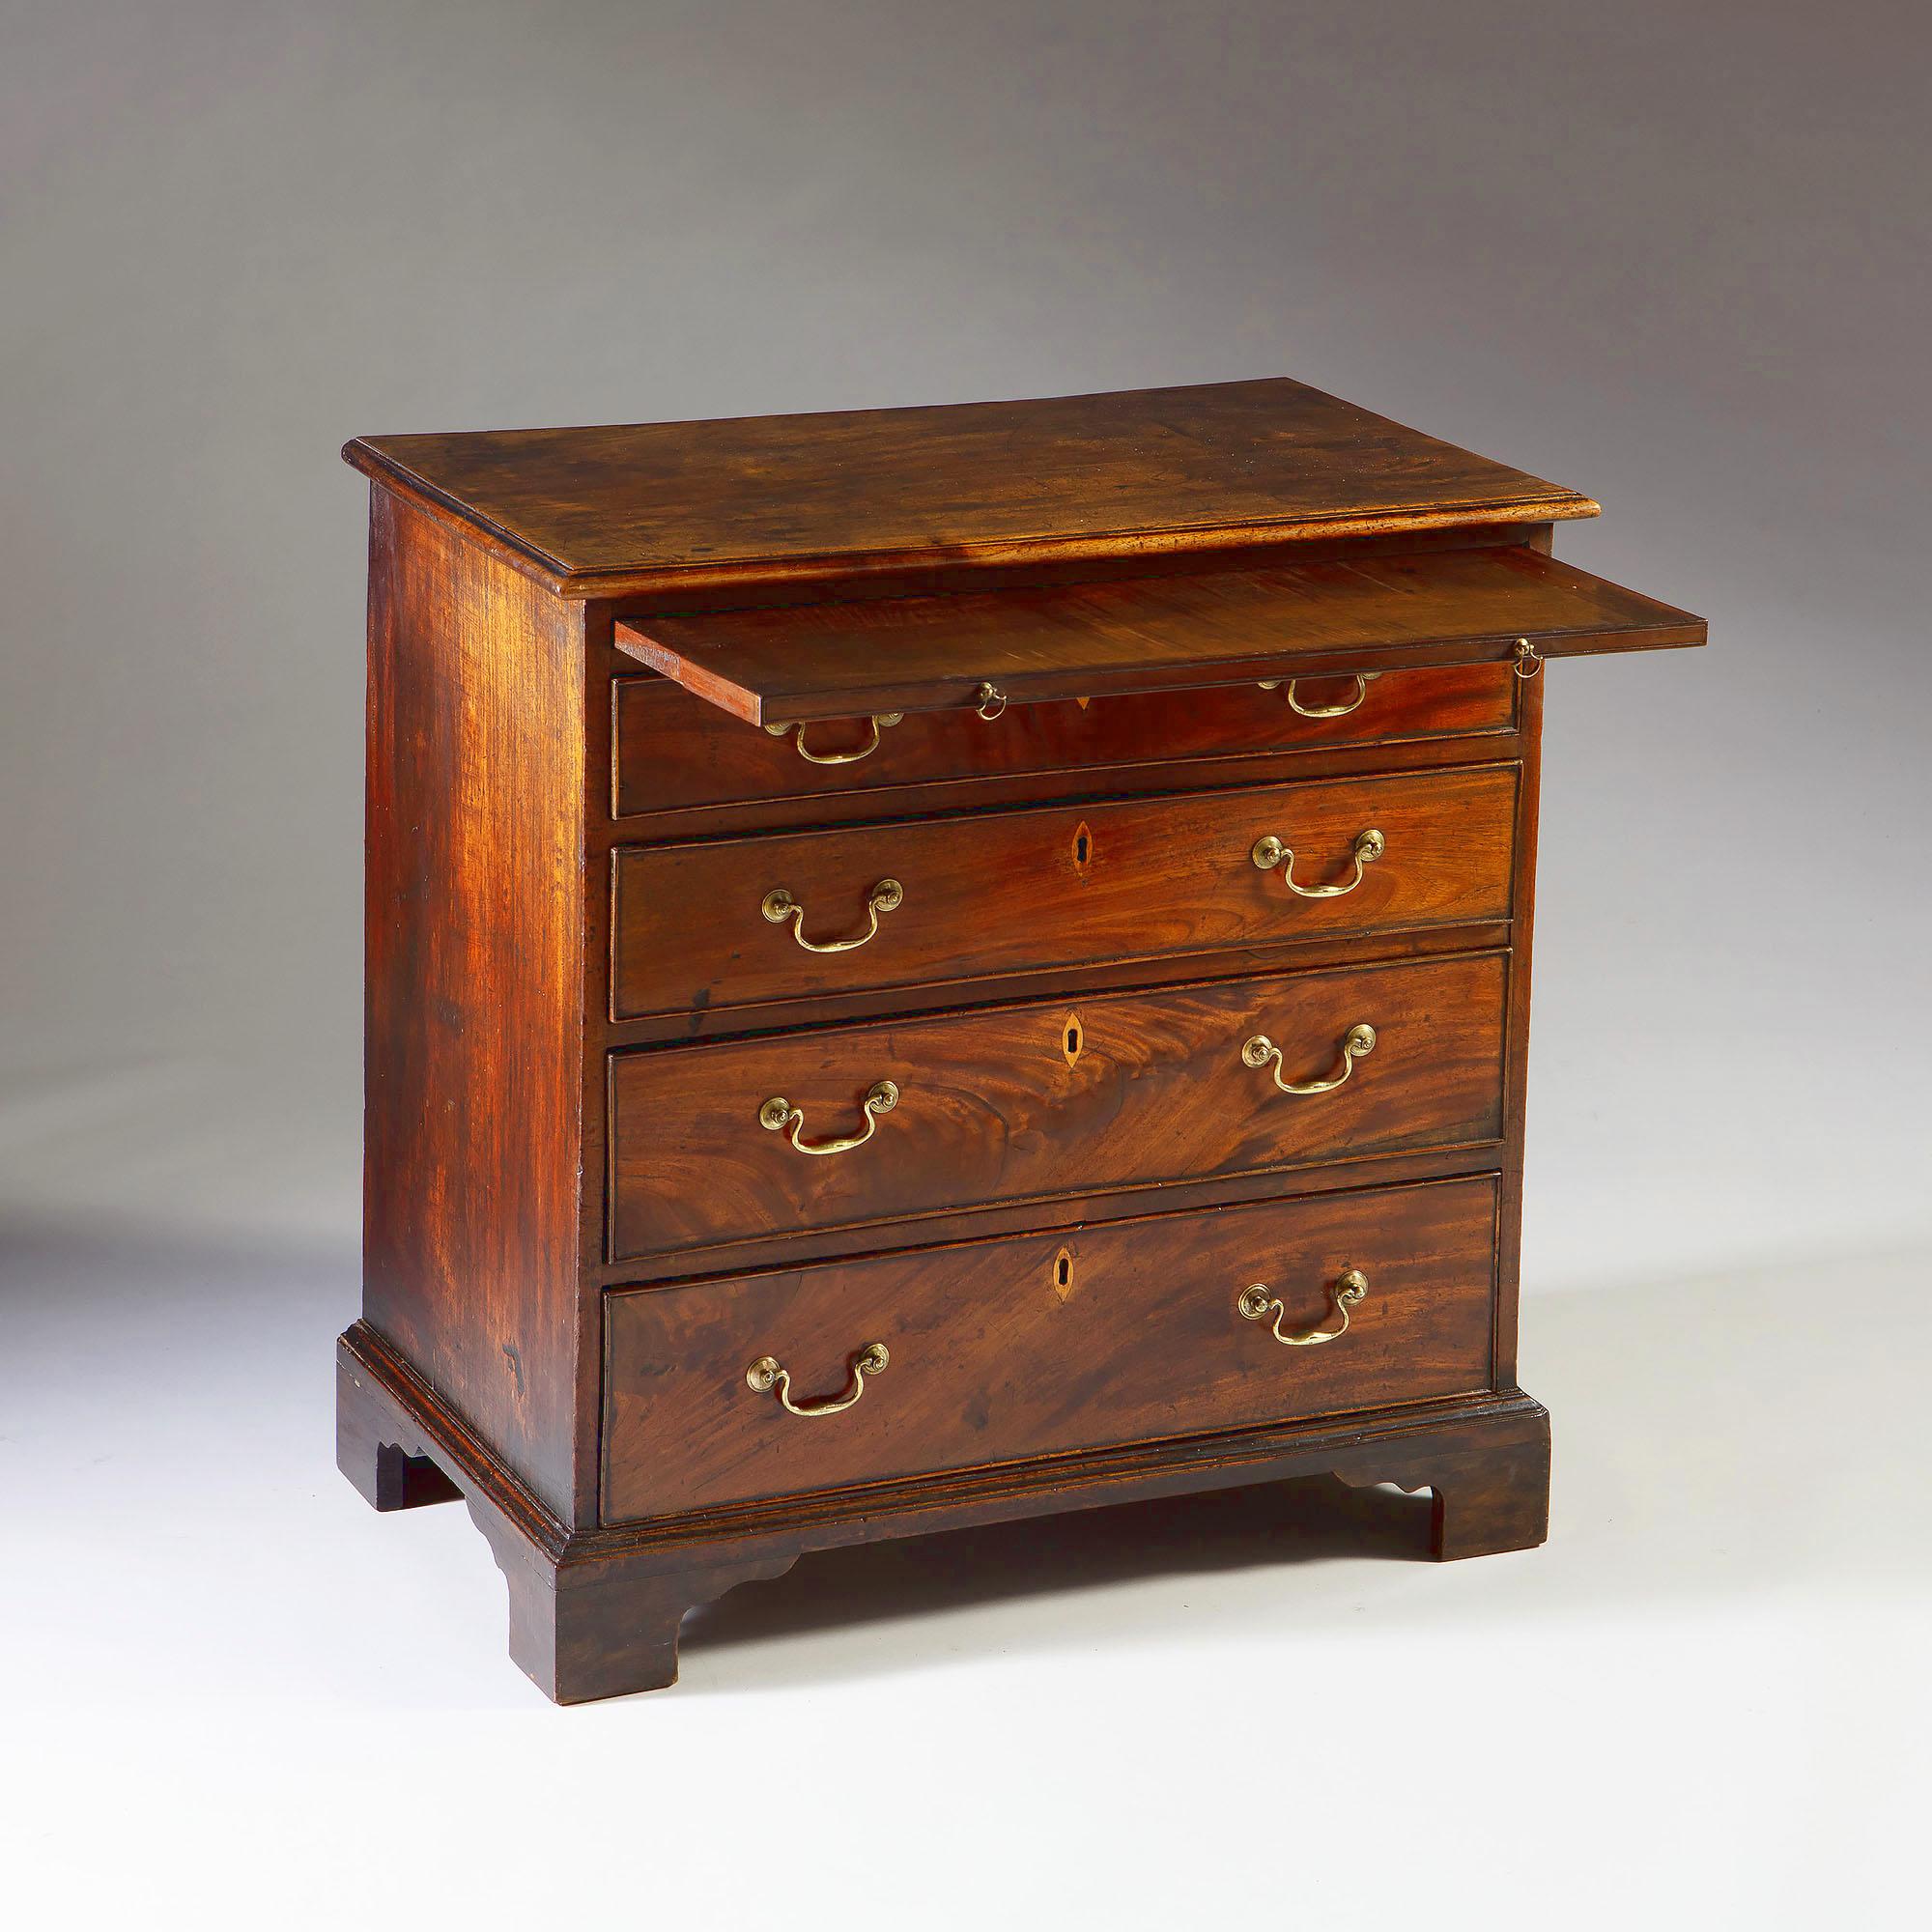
1237;1269;1369;1348
764;712;903;764
759;1080;899;1155
1250;828;1385;897
1241;1022;1377;1095
761;877;903;952
1255;671;1379;717
747;1342;890;1417
974;681;1008;721
1513;637;1544;679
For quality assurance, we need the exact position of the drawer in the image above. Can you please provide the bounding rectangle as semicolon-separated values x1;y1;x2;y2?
609;950;1506;1261
611;663;1518;816
611;762;1518;1020
602;1175;1501;1520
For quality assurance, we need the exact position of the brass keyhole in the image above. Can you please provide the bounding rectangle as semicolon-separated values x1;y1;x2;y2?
1052;1248;1075;1300
1061;1012;1084;1067
1072;822;1092;867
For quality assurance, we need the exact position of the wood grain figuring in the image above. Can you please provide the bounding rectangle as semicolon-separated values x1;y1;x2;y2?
617;546;1703;725
608;952;1506;1260
344;378;1598;598
612;662;1518;817
611;763;1518;1020
603;1177;1500;1520
363;491;586;1521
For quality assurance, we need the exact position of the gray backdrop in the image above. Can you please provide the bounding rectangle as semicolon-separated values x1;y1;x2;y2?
5;0;1928;1283
8;9;1927;1905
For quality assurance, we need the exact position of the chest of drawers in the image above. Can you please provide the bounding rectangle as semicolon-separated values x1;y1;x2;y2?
335;378;1704;1702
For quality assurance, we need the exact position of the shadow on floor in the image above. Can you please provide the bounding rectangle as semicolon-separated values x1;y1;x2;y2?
683;1469;1437;1658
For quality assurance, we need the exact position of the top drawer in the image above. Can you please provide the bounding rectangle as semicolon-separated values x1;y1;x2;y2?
612;663;1517;818
611;762;1518;1021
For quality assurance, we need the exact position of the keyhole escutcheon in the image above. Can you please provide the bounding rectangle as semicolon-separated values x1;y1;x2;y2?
1072;821;1093;868
1052;1248;1075;1300
1061;1011;1084;1067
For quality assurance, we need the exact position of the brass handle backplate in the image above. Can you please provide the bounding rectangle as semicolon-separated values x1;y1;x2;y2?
1241;1023;1377;1095
747;1342;890;1416
762;877;903;952
764;713;903;764
760;1080;900;1155
1251;827;1385;897
1237;1269;1369;1347
1257;672;1380;718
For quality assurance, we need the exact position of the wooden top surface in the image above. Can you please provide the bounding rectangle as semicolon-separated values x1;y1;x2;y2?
344;378;1598;597
617;546;1705;725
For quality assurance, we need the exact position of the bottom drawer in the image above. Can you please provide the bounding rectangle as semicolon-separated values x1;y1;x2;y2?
601;1176;1499;1520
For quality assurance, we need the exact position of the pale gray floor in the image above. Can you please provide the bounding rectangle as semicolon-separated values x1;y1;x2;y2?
5;1210;1926;1928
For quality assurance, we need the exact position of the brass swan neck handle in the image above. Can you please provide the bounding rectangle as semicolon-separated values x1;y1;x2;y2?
1257;672;1380;718
763;713;903;764
1250;828;1385;898
1241;1023;1377;1096
1237;1269;1369;1347
747;1343;891;1416
759;1081;900;1155
762;878;903;953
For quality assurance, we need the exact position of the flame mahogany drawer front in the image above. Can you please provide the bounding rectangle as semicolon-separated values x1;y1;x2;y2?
611;661;1519;817
343;377;1706;1700
609;950;1507;1262
611;762;1519;1021
603;1176;1502;1520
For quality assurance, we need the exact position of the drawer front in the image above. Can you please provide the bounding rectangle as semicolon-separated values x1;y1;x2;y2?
602;1175;1500;1520
611;762;1517;1020
609;951;1505;1260
612;663;1517;816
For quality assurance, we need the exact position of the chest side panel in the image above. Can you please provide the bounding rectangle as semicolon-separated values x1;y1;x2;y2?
363;491;588;1522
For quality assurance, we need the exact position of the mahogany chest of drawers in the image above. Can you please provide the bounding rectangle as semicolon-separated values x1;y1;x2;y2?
336;378;1704;1702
